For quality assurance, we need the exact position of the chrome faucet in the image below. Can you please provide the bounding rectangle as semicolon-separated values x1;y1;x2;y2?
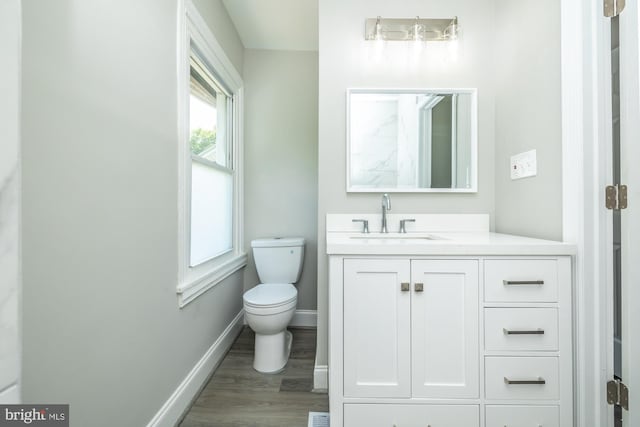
381;193;391;233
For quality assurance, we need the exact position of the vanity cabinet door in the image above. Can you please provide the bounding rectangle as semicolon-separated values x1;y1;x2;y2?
343;259;411;398
344;404;479;427
485;405;559;427
411;260;479;398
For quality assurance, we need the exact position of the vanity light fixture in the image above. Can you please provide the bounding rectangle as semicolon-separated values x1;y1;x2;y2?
365;16;460;42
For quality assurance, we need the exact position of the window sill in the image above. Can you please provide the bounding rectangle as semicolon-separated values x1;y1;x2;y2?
177;253;247;308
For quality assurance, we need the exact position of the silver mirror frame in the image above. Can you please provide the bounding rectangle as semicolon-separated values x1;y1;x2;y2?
346;88;478;193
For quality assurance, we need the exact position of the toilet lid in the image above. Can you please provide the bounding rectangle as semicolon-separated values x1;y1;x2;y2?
251;237;305;248
244;283;297;308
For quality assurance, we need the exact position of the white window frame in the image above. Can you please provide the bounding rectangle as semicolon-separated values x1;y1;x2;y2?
176;1;246;308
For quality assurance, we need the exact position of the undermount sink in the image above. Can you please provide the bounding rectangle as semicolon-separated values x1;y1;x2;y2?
349;234;446;241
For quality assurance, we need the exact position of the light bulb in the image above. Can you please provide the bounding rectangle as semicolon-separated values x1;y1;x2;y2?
374;16;383;41
445;16;459;40
413;16;422;41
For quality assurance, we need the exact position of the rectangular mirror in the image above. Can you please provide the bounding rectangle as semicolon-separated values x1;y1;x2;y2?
347;88;478;192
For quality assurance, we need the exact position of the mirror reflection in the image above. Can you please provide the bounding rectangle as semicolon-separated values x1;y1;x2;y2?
348;89;477;192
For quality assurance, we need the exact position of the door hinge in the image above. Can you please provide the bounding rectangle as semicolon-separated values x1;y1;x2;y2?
607;379;629;410
604;0;626;17
606;184;628;210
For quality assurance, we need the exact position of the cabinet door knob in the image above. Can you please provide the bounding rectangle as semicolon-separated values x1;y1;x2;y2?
414;282;424;292
400;282;410;292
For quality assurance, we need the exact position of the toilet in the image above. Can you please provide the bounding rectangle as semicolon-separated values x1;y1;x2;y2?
243;237;305;373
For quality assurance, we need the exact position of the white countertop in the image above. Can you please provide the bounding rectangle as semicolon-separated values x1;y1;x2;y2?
325;213;576;256
326;231;576;256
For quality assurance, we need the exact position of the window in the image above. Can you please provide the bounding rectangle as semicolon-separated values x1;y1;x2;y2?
177;3;246;307
189;55;233;266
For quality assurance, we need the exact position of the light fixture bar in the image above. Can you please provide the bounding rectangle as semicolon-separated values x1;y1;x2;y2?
364;17;459;41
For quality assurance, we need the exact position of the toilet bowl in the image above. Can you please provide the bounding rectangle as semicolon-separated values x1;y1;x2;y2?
243;237;305;373
244;283;297;373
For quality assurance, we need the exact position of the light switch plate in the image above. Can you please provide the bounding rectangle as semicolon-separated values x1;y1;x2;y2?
510;149;537;180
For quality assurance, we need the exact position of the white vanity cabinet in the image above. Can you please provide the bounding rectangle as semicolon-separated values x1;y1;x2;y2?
343;259;478;399
329;255;573;427
326;214;574;427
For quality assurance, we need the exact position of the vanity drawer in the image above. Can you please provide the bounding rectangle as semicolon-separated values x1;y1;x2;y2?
485;357;559;400
484;259;558;302
485;308;558;351
485;405;559;427
344;404;479;427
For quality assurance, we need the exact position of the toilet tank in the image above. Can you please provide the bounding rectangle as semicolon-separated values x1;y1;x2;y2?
251;237;305;284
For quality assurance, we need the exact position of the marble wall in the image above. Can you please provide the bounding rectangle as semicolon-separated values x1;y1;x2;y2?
0;168;19;402
0;0;21;403
350;96;403;187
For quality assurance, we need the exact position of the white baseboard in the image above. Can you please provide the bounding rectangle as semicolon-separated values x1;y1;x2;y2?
146;310;244;427
0;384;20;404
313;364;328;392
290;310;317;328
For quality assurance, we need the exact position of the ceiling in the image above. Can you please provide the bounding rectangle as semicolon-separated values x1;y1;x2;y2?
222;0;318;52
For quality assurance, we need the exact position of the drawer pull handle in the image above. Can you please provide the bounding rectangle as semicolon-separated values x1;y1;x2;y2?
400;282;410;292
414;283;424;292
503;328;545;335
503;280;545;286
504;376;546;385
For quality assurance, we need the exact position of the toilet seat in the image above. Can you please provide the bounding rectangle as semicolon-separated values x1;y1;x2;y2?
243;283;297;315
244;299;297;316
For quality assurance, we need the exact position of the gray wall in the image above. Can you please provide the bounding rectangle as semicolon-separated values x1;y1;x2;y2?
493;0;562;240
21;1;245;425
316;0;497;370
0;0;21;403
243;49;319;310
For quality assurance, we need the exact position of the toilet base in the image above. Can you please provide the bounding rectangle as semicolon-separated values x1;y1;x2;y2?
253;329;293;373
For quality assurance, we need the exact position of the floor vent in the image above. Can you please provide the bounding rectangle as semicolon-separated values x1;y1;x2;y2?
308;411;330;427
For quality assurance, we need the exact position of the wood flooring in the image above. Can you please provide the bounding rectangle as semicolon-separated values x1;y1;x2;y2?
179;327;328;427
